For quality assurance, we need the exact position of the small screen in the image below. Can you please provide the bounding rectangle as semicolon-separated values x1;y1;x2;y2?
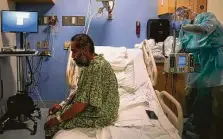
1;11;38;33
178;56;186;67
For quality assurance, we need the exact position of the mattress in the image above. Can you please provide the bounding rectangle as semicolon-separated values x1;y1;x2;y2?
53;48;181;139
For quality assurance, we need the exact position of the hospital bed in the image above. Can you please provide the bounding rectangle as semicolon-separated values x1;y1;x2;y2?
54;40;183;139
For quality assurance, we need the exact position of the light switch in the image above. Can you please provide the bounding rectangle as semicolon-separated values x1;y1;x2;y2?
71;16;77;25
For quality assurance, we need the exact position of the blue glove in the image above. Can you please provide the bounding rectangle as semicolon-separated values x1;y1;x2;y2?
171;21;182;31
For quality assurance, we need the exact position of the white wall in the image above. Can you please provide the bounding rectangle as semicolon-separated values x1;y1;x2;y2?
207;0;223;23
0;0;17;105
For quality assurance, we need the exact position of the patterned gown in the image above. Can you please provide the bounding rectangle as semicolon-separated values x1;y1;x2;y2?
45;54;120;136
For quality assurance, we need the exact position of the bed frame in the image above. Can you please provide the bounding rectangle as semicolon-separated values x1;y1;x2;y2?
141;40;183;137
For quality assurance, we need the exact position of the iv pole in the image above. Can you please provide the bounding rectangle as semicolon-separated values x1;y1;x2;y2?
171;0;177;96
172;0;177;54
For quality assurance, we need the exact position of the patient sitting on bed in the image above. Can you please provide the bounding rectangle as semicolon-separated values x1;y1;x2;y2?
44;34;120;139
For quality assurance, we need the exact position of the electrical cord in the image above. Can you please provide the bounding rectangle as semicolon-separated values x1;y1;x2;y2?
25;56;44;106
165;73;168;91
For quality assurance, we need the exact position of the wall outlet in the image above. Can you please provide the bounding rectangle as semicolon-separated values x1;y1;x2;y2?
77;16;85;26
62;16;70;26
64;41;71;50
42;41;49;49
36;41;41;49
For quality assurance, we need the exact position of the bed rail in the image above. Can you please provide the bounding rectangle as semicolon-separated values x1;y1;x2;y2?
141;40;158;87
140;40;183;136
155;90;183;137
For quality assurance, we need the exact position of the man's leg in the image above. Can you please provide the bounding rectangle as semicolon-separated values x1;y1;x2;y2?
193;87;212;139
185;87;197;116
45;110;63;139
184;87;198;134
212;86;223;139
45;125;60;139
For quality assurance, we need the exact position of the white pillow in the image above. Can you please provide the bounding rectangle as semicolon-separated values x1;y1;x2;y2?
116;49;148;94
114;63;135;94
114;71;125;87
95;46;127;59
121;49;149;92
132;49;149;90
95;46;129;70
120;62;135;93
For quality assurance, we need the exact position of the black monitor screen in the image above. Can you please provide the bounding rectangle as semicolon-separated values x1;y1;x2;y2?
1;10;38;33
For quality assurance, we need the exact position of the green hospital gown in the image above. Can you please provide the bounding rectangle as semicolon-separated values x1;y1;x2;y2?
45;54;119;136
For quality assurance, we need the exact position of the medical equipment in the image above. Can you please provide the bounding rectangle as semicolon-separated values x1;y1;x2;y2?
0;10;41;135
0;93;41;135
96;0;115;20
164;53;195;73
1;10;38;33
164;3;196;74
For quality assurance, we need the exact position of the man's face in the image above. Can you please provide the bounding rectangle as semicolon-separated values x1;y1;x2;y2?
71;41;90;67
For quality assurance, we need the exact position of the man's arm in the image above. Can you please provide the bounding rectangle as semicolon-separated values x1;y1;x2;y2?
60;102;88;121
59;88;76;108
182;12;218;34
58;63;103;122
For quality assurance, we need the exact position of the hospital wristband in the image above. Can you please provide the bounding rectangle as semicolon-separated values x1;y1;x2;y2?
57;116;62;122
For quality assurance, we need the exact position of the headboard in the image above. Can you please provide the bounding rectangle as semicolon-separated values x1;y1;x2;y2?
140;40;158;87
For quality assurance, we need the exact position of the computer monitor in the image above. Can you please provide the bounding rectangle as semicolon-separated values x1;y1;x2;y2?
1;10;38;33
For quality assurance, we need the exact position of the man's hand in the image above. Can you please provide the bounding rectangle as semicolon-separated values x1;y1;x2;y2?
44;117;60;130
48;104;62;115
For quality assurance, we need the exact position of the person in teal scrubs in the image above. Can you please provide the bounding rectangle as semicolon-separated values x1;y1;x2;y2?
174;6;223;139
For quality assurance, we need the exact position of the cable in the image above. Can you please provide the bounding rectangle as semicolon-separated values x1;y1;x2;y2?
51;34;62;63
165;73;168;90
84;0;92;33
85;12;98;34
27;56;44;106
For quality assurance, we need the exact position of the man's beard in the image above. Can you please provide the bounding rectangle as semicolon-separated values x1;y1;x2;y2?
74;54;90;67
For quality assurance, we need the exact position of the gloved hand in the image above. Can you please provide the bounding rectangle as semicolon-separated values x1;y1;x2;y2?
48;104;62;115
182;24;206;34
171;21;182;31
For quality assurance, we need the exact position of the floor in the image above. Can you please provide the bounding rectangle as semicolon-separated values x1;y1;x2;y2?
0;108;198;139
0;109;48;139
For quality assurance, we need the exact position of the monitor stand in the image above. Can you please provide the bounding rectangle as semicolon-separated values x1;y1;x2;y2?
0;33;41;135
17;32;26;95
